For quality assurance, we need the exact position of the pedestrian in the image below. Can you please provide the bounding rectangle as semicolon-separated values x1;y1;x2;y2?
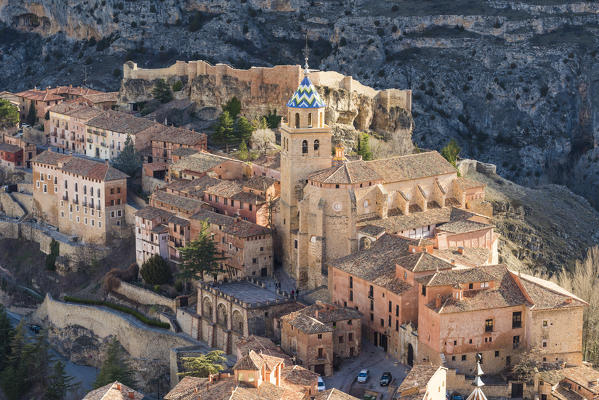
291;289;294;298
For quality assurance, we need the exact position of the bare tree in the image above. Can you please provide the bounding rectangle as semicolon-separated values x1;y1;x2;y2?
251;128;276;158
551;246;599;364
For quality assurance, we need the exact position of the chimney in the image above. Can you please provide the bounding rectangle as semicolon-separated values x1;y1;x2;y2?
565;298;573;304
435;295;441;309
116;383;121;391
457;246;464;255
128;390;135;399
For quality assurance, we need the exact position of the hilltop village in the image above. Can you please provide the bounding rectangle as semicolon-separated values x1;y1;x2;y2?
0;60;597;400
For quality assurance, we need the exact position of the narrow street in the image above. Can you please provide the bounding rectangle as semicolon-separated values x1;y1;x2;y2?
324;341;409;399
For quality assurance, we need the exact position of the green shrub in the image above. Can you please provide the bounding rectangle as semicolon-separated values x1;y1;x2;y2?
172;81;183;91
63;296;170;329
140;255;172;285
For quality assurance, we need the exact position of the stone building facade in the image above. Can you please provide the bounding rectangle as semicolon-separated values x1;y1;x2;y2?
280;302;362;377
176;279;296;355
32;150;128;244
149;127;207;164
276;72;489;289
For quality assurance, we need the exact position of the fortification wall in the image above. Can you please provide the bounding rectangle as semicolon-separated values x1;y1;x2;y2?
120;60;413;152
12;192;33;214
114;281;177;312
33;295;197;360
0;192;25;218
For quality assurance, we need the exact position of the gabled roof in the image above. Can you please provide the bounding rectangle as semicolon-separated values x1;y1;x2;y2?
396;252;454;273
367;151;456;183
135;206;174;221
82;381;146;400
86;110;157;134
309;161;382;184
398;364;443;392
190;210;270;237
32;151;128;181
286;76;326;108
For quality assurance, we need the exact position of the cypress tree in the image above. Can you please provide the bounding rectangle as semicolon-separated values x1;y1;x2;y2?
112;135;140;177
94;338;135;389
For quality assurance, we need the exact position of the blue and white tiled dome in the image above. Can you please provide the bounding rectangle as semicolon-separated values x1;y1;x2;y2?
286;76;326;108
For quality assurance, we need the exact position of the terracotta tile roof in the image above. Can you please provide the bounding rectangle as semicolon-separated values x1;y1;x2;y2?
281;303;361;334
329;234;415;295
32;150;71;166
172;147;199;157
314;388;360;400
436;219;492;234
170;152;232;174
191;209;270;238
433;248;491;267
60;157;129;181
87;110;157;134
151;126;207;146
152;224;169;233
517;273;587;309
367;151;456;182
281;310;332;334
169;215;190;226
418;265;498;287
82;381;146;400
165;176;221;198
281;365;319;388
309;161;382;184
0;143;21;153
358;207;476;234
555;385;584;400
15;89;64;102
32;151;128;181
204;180;244;198
423;265;530;313
81;92;119;104
51;86;103;96
243;176;278;192
163;376;207;400
454;177;484;190
152;191;205;213
231;191;265;205
396;253;454;273
358;224;386;237
397;364;442;392
235;336;292;364
234;350;267;371
561;366;599;392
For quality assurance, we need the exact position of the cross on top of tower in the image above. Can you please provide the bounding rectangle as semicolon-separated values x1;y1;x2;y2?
303;33;310;75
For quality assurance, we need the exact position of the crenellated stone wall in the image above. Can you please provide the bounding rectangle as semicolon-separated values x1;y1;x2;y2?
119;60;414;154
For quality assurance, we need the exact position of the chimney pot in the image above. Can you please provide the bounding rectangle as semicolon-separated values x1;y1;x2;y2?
128;390;135;399
457;246;464;255
116;383;121;390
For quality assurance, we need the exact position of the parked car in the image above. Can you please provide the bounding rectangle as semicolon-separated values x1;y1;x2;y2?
357;369;369;383
380;371;393;386
27;324;41;334
451;393;464;400
317;377;326;392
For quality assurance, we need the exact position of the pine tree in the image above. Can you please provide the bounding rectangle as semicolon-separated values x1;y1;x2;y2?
26;100;37;126
0;99;19;128
179;221;226;286
152;79;173;103
178;350;227;378
234;116;254;145
140;255;172;285
0;305;14;371
0;323;29;400
222;97;241;119
94;339;135;389
357;133;373;161
111;135;140;177
213;111;235;150
45;361;76;400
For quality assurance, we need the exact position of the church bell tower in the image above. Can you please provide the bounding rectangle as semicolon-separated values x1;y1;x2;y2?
278;43;332;284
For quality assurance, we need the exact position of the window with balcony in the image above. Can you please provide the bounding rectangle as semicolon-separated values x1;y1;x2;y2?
369;285;373;298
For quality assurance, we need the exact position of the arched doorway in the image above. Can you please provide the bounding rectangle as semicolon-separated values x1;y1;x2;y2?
407;344;414;366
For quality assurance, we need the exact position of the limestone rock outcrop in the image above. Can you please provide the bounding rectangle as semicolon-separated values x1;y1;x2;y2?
0;0;598;208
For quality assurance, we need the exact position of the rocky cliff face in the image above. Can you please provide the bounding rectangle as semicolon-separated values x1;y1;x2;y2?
0;0;598;207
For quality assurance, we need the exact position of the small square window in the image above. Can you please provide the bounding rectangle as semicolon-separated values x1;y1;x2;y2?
461;355;466;361
317;334;322;340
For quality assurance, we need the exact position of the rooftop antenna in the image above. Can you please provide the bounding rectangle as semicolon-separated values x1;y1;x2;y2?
302;32;310;75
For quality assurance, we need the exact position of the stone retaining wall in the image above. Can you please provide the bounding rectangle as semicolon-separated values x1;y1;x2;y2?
33;294;197;361
113;281;177;312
